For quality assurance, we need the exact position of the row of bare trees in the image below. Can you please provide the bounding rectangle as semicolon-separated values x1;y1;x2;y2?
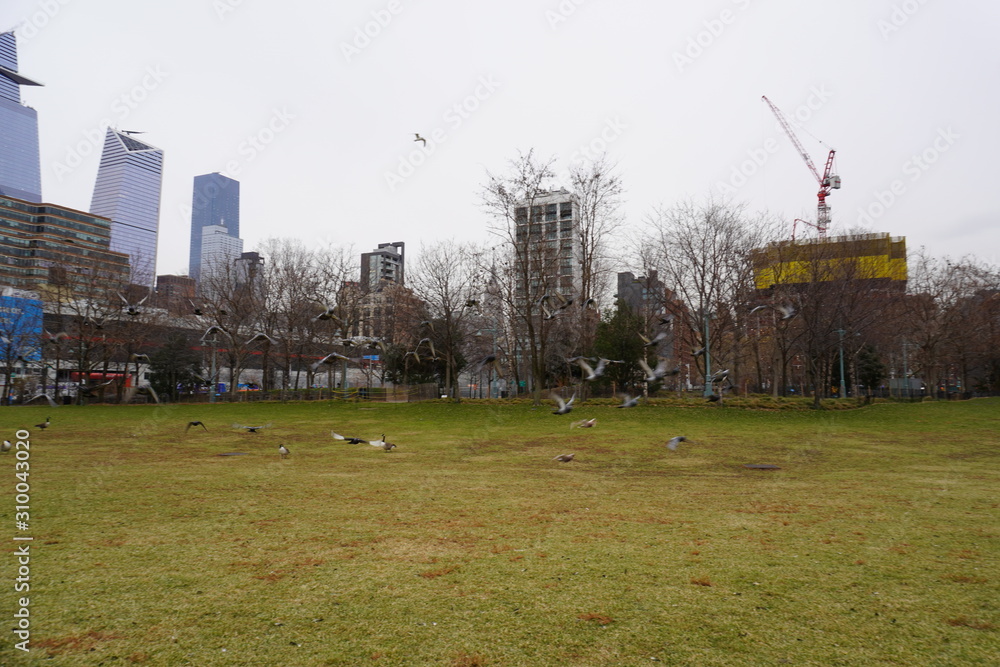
3;149;997;405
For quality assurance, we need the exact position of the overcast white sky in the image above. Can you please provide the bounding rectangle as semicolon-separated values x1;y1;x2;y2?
5;0;998;277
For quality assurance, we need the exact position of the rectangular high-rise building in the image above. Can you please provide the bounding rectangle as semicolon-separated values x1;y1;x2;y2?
0;31;43;203
360;242;405;292
514;188;581;298
0;194;130;291
90;128;164;286
189;172;240;283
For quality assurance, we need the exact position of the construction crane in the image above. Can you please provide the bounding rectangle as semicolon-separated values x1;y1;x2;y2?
762;95;841;238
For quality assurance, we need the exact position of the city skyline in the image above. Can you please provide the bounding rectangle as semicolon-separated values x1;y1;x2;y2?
4;0;998;277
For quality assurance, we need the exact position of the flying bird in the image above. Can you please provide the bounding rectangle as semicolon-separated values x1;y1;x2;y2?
692;346;706;357
749;302;798;320
130;353;151;363
776;303;798;320
121;129;145;135
553;453;576;463
551;392;576;415
188;299;204;316
44;329;70;344
28;393;58;408
185;421;208;432
312;352;351;371
471;354;503;377
245;332;277;345
571;357;618;381
311;299;343;324
415;337;437;359
666;436;688;451
710;369;729;384
638;357;678;383
202;325;231;340
616;394;639;408
540;301;559;320
117;292;148;316
639;331;669;348
414;133;427;146
331;432;369;444
571;418;597;429
233;422;272;433
278;444;290;459
128;385;160;404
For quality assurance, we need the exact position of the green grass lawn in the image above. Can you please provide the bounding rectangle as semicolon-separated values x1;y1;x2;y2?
1;398;998;666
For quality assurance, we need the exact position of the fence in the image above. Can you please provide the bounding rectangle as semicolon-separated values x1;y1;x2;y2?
169;383;441;404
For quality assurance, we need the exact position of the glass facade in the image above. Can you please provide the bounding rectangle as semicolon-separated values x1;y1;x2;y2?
188;172;240;283
0;32;43;203
0;195;130;290
90;129;164;286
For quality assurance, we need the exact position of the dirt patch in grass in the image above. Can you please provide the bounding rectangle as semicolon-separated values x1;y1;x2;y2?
945;616;996;630
578;612;614;625
452;651;490;666
420;565;460;579
34;630;124;656
942;574;988;584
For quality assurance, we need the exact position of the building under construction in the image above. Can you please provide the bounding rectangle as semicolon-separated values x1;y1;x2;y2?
752;232;907;293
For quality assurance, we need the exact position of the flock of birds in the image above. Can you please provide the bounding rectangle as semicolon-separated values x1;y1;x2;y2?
177;421;401;458
2;410;688;466
545;393;691;462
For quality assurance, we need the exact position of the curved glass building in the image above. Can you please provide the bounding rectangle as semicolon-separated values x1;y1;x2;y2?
0;31;43;204
90;129;164;286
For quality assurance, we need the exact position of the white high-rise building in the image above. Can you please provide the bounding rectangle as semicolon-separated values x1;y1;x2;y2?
199;224;243;292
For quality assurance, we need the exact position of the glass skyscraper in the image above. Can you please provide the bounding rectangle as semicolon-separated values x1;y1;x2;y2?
0;31;43;203
90;128;164;285
188;172;240;283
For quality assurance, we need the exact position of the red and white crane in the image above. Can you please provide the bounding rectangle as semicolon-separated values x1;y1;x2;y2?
762;95;841;238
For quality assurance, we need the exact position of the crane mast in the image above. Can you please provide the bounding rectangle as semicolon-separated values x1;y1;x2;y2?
761;95;840;237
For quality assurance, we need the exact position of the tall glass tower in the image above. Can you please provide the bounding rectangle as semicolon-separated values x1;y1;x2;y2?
90;128;164;285
0;31;43;203
188;172;240;283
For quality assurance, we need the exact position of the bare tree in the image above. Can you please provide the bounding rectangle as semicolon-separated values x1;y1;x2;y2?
568;155;624;352
903;251;1000;395
481;150;569;402
641;199;779;394
410;240;483;401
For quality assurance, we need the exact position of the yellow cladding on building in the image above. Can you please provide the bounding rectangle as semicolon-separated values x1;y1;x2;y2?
752;233;907;290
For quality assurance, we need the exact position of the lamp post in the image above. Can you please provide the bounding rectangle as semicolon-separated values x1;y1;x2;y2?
475;328;498;399
835;329;847;398
901;340;916;399
199;332;218;404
